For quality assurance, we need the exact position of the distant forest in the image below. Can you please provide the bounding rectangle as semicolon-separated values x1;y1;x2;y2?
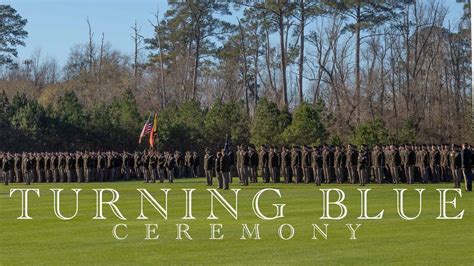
0;1;471;152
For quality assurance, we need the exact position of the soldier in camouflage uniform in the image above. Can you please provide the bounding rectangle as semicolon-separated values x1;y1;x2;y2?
25;153;35;185
75;152;83;182
248;147;258;185
157;151;166;183
166;152;175;183
2;153;13;185
122;151;132;181
269;147;280;183
14;153;22;183
357;145;370;186
388;145;401;184
259;145;269;183
322;145;333;184
240;147;249;186
192;151;200;178
450;145;462;188
58;152;66;183
302;146;312;184
176;151;184;179
184;151;192;178
36;153;44;183
97;152;106;182
440;144;450;182
66;153;75;182
430;145;441;183
281;146;292;183
83;151;92;183
204;148;215;186
44;153;51;182
334;146;344;184
291;146;302;183
148;152;157;183
405;145;416;184
133;151;141;180
419;145;430;183
219;149;231;190
346;144;358;184
311;146;323;186
236;146;242;183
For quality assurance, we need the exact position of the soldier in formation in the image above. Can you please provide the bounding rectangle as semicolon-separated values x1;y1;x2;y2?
1;144;472;191
0;149;201;185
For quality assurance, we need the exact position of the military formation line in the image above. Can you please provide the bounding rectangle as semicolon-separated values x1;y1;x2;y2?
0;151;200;185
0;143;472;191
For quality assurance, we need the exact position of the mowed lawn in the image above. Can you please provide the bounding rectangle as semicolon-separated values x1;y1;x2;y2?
0;178;473;265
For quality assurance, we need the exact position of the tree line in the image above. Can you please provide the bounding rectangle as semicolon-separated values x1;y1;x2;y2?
0;1;471;152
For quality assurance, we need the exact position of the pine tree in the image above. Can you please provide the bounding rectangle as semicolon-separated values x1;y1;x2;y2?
55;91;87;128
0;5;28;66
250;98;290;146
351;118;389;146
283;102;327;145
146;1;231;100
204;101;250;150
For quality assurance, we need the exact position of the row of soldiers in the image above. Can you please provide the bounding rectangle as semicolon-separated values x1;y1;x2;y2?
2;144;472;192
201;143;471;191
139;150;200;183
0;150;200;185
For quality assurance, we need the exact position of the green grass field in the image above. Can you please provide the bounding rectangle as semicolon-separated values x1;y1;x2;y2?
1;179;473;265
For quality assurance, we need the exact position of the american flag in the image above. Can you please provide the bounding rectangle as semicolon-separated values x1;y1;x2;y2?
139;114;153;144
143;122;153;134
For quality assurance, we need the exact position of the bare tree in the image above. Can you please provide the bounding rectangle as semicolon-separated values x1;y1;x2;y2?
238;18;250;115
131;20;144;83
86;18;95;74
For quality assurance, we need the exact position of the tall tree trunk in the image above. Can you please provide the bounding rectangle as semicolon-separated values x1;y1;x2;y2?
238;19;250;115
254;23;259;110
355;1;361;122
156;23;166;108
380;59;385;118
297;0;305;104
99;32;104;85
405;4;411;121
264;25;275;92
184;38;194;100
133;21;139;81
192;29;201;100
87;18;94;75
389;38;398;135
278;11;288;108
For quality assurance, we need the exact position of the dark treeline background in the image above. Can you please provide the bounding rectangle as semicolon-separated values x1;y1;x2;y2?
0;1;471;152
